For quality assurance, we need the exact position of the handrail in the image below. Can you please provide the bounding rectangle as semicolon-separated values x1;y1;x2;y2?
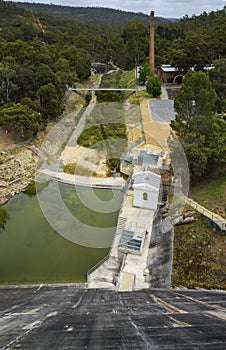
70;88;137;92
87;212;127;284
184;197;226;230
87;252;111;278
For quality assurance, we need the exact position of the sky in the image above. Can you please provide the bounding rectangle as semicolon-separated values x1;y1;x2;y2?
10;0;226;18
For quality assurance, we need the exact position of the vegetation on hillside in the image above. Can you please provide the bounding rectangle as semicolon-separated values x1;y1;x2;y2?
15;2;171;29
170;70;226;181
190;172;226;218
96;70;135;102
77;101;128;174
172;209;226;289
0;1;91;139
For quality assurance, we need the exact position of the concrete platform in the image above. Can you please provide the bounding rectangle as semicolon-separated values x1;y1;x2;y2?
38;169;125;189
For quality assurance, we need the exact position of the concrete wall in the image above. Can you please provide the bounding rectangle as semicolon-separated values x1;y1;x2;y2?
133;188;159;210
146;212;174;289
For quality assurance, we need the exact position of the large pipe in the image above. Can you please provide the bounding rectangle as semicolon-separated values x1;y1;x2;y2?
149;11;155;77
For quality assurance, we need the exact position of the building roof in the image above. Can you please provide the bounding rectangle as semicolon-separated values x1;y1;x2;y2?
138;150;160;166
133;171;161;190
133;183;159;191
159;65;179;72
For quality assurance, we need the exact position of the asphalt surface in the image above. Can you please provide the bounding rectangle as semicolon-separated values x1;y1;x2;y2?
149;100;176;122
0;286;226;349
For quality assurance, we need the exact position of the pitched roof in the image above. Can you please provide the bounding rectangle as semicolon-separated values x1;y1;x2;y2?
160;65;178;72
133;171;161;190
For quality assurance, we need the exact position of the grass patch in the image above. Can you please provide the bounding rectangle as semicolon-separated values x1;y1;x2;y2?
138;90;151;98
63;163;77;175
96;70;135;102
77;125;103;147
128;94;139;105
172;210;226;289
128;90;151;104
119;70;135;89
78;123;127;148
190;171;226;218
63;162;98;177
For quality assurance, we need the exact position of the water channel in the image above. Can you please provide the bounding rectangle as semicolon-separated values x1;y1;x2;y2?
0;181;123;284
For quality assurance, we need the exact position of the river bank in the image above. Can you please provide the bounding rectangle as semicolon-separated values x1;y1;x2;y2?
0;146;38;205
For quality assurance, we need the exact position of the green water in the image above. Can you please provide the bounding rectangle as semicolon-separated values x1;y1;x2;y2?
0;182;122;284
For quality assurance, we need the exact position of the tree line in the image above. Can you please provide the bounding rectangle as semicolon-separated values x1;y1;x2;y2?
170;70;226;181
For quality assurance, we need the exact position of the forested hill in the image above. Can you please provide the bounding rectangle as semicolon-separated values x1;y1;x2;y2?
13;2;173;29
0;0;225;141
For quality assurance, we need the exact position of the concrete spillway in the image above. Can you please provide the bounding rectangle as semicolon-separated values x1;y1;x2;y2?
0;286;226;349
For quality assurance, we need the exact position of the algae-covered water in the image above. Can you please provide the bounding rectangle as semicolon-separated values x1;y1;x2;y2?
0;182;122;284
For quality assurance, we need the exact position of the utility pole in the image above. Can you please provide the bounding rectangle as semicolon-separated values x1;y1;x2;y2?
149;11;155;77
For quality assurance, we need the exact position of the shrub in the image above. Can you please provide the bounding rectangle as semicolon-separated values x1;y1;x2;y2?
146;75;162;97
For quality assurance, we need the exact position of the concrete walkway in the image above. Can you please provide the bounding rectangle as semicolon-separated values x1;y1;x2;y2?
37;169;125;189
161;85;169;100
88;192;155;291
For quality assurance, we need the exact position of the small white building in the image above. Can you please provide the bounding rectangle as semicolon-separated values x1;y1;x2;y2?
133;171;161;210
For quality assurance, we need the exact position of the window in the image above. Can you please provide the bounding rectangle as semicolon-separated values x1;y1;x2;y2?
143;192;148;201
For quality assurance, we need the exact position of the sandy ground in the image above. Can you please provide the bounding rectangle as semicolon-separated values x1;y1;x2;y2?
60;145;108;177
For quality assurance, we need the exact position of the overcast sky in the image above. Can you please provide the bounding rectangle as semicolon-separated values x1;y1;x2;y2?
11;0;226;18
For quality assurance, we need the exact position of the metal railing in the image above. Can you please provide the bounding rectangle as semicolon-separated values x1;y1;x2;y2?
86;252;112;285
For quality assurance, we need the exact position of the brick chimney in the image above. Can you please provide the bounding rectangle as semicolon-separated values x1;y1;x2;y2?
149;11;155;77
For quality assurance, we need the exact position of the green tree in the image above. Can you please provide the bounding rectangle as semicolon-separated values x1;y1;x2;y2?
62;46;90;80
208;58;226;112
121;21;149;69
0;103;41;139
13;66;36;101
171;70;225;180
138;63;150;85
168;32;212;72
146;76;162;97
38;83;61;119
0;64;18;103
35;64;56;88
174;70;217;121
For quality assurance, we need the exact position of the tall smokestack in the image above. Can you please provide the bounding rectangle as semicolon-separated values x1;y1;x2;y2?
149;11;155;77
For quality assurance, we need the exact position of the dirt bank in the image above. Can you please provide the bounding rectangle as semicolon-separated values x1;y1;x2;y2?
0;90;85;205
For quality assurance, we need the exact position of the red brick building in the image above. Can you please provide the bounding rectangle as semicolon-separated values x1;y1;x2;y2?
158;65;183;84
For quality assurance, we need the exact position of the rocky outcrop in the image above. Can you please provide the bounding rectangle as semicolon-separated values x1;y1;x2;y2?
0;148;38;204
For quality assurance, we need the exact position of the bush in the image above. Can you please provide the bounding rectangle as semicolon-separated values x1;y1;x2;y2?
146;76;162;97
